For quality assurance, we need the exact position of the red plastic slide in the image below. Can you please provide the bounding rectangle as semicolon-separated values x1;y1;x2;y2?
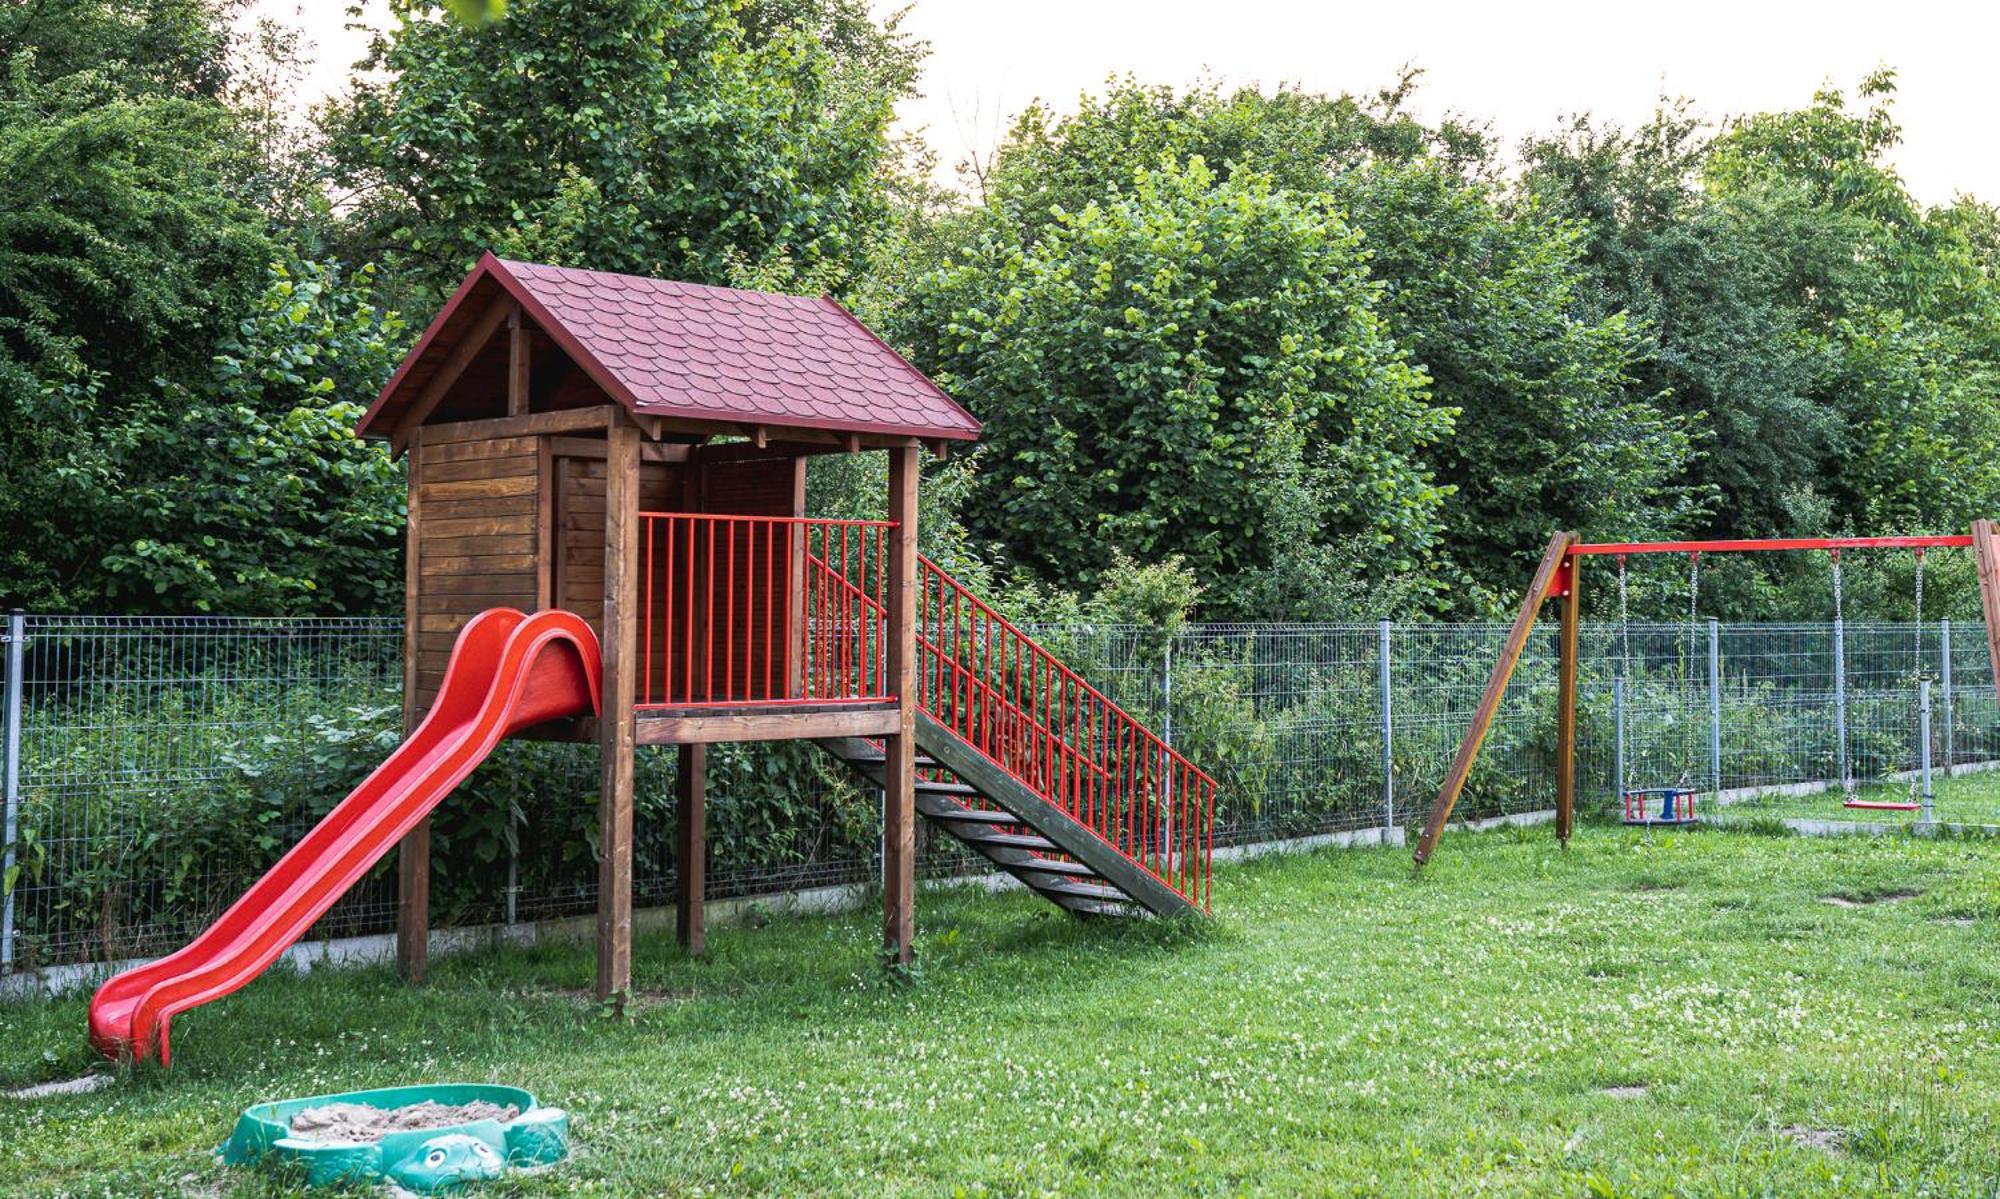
88;608;601;1065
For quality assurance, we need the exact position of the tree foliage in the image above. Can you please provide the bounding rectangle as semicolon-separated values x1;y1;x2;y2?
322;0;920;302
0;26;277;608
897;156;1450;618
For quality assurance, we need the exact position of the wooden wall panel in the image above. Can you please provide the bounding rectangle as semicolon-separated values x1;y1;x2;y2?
410;434;543;708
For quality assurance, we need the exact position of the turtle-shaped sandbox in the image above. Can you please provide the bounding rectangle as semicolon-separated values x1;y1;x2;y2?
220;1082;568;1192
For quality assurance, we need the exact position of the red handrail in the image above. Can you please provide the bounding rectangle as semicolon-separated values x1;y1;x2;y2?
806;552;1215;910
916;558;1215;910
638;512;1213;910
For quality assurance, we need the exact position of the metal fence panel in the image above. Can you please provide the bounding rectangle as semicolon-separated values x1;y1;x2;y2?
4;614;1997;975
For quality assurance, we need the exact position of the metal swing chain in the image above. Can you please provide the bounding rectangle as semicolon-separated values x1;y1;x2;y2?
1832;549;1844;623
1679;552;1701;788
1913;548;1926;681
1910;548;1927;798
1617;556;1633;681
1617;556;1633;798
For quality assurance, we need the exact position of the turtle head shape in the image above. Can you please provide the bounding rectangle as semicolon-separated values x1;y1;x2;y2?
385;1132;506;1192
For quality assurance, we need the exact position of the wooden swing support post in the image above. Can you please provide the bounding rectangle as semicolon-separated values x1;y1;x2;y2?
1412;531;1577;868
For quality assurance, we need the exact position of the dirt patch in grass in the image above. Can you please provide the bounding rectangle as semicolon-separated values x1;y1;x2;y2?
2;1073;113;1100
1784;1125;1845;1154
1600;1084;1648;1099
288;1099;520;1145
1820;890;1921;908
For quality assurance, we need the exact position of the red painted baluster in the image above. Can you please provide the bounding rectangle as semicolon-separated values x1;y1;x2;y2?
642;517;654;706
763;520;775;701
725;517;737;703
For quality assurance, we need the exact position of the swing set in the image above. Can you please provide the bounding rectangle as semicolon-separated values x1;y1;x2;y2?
1411;521;2000;868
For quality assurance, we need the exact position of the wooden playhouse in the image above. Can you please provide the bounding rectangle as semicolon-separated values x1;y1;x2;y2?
359;255;1215;1001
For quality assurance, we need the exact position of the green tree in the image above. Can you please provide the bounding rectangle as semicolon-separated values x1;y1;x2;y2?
0;56;276;608
901;78;1693;612
88;260;408;613
896;157;1450;618
323;0;919;301
1335;162;1702;607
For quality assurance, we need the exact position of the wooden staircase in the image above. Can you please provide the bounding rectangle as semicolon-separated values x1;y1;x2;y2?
803;552;1215;919
819;713;1196;918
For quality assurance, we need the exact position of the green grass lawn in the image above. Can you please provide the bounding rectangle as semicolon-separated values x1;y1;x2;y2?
5;826;2000;1197
1711;769;2000;828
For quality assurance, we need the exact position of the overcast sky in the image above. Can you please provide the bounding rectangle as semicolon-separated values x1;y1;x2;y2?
260;0;1999;207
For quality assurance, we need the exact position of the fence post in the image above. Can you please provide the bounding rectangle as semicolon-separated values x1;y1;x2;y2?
1161;635;1173;751
506;839;519;926
1919;679;1934;823
2;611;23;975
1707;618;1722;799
1378;620;1394;835
1834;613;1851;794
1939;618;1953;774
1613;675;1626;814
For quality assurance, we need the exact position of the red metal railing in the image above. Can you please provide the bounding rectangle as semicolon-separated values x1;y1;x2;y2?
914;559;1215;910
636;514;893;709
638;512;1214;909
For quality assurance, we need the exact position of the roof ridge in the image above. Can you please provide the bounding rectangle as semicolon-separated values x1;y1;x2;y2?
496;257;822;308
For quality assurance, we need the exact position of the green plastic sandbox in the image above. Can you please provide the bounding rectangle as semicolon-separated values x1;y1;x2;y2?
219;1082;568;1192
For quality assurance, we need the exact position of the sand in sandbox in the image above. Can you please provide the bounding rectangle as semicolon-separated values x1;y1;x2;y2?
287;1099;521;1144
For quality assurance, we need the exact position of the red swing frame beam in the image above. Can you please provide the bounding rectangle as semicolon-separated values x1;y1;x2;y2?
1570;535;1973;555
1411;525;2000;869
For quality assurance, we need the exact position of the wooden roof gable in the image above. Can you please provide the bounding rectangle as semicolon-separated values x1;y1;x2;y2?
356;253;981;450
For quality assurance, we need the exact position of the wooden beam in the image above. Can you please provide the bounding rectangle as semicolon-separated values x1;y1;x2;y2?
632;705;901;744
535;437;554;610
422;405;618;446
547;436;689;464
675;743;706;956
397;427;429;984
392;296;514;454
595;414;640;1007
1555;549;1581;845
1973;520;2000;709
1413;530;1577;868
882;446;920;964
506;304;530;417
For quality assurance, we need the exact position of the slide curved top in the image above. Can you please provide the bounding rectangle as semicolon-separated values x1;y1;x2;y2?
88;608;601;1065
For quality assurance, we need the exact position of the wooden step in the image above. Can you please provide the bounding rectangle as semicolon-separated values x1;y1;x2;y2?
924;807;1018;827
1002;857;1099;879
841;750;942;769
1033;879;1131;903
1049;894;1145;918
952;830;1059;853
914;780;978;797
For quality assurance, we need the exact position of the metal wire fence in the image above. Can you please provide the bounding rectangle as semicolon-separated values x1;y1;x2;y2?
4;614;1995;974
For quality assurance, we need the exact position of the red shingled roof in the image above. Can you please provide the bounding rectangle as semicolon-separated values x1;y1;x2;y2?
358;253;980;444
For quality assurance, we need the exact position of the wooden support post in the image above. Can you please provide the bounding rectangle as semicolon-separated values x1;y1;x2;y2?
596;415;640;1006
397;428;430;983
1973;520;2000;709
1413;530;1576;868
1555;549;1581;846
881;447;920;964
506;303;530;417
675;743;706;956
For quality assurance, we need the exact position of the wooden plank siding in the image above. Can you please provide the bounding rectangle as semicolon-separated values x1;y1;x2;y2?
409;425;812;713
409;434;545;710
